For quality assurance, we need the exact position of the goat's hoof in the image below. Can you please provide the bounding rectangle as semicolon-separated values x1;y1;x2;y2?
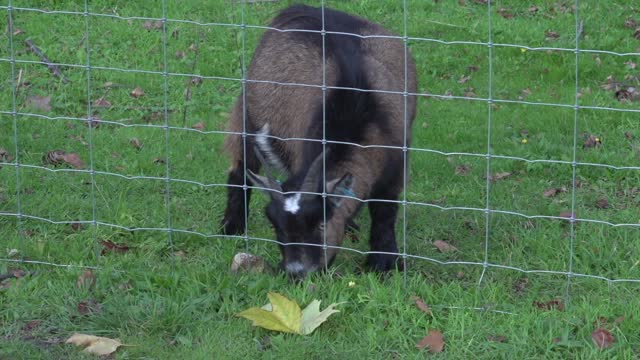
221;217;245;235
365;253;402;272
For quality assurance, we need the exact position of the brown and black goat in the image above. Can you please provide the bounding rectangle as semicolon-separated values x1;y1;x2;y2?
221;5;417;278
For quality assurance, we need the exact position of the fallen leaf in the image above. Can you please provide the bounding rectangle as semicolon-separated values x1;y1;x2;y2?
512;277;529;295
624;18;638;29
457;75;471;84
184;87;192;101
595;198;609;209
237;292;343;335
487;335;507;342
497;8;513;19
77;299;102;315
583;134;602;148
188;43;198;52
171;29;180;38
528;5;539;14
467;65;479;72
190;76;203;86
175;50;186;59
66;333;123;356
625;61;637;70
533;299;564;311
634;28;640;40
545;30;560;40
142;20;163;30
129;138;143;150
62;153;85;169
559;212;575;220
300;299;343;335
130;87;145;98
21;320;42;335
416;329;445;353
455;164;471;175
489;172;512;182
13;28;25;36
625;131;636;140
93;97;111;107
76;270;95;290
543;187;566;198
153;157;166;165
26;95;51;112
70;222;82;232
591;328;615;349
410;296;432;315
614;316;625;325
191;121;205;131
100;240;130;255
433;240;458;253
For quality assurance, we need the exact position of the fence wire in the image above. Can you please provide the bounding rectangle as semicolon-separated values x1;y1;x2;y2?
1;1;640;312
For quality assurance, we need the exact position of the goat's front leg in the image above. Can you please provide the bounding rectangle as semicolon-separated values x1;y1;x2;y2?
366;201;401;271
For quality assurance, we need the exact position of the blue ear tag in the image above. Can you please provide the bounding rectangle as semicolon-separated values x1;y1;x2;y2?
338;186;355;198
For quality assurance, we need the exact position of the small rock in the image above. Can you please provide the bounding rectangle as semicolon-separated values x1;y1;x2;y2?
231;253;272;274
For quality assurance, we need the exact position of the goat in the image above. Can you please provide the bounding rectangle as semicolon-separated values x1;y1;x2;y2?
221;4;417;278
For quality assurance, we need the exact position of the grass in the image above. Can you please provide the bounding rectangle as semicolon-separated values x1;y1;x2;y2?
0;0;639;358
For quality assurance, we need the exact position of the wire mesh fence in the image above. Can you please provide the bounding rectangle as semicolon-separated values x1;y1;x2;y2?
1;0;639;313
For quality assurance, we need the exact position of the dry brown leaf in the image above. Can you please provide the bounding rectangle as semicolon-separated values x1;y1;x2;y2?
433;240;458;253
595;198;609;209
625;61;637;70
533;299;564;311
457;75;471;84
76;270;95;290
463;87;477;98
624;18;638;29
543;187;566;198
497;8;514;19
466;65;479;72
93;97;111;107
191;121;206;131
487;335;507;342
26;95;51;112
583;134;602;148
62;153;85;169
175;50;186;59
142;20;163;30
545;30;560;40
591;328;615;349
489;172;512;182
13;28;25;36
184;87;192;101
100;240;131;255
130;87;145;98
410;296;432;315
455;164;471;175
416;329;445;353
528;5;539;13
66;333;123;356
190;76;204;86
188;43;198;52
70;222;83;232
153;157;166;165
634;28;640;40
129;138;143;150
625;131;636;140
559;211;575;220
77;299;102;315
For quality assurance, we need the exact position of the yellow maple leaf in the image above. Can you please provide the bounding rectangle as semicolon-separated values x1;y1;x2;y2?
65;333;123;356
237;292;344;335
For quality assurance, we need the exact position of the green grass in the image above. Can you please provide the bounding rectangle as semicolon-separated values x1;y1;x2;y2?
1;0;639;358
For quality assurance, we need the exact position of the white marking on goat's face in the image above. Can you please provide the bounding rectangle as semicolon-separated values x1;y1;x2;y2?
256;123;286;172
284;193;302;214
285;261;305;275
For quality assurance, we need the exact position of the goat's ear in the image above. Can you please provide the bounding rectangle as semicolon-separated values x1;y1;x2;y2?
326;173;354;208
247;169;283;198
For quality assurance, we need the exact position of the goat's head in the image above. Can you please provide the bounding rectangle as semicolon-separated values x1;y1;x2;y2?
248;149;354;279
